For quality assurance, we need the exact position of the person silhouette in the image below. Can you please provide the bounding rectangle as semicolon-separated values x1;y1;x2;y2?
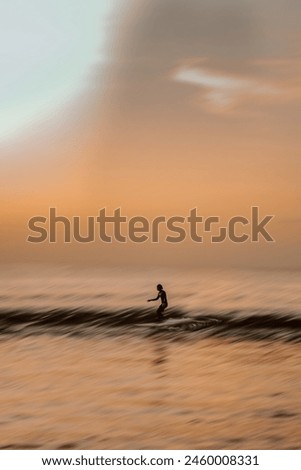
147;284;168;321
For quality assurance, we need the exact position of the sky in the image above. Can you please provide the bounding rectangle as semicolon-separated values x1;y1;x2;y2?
0;0;300;269
0;0;117;140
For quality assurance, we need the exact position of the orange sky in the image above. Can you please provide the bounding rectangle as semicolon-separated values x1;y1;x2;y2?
1;0;300;269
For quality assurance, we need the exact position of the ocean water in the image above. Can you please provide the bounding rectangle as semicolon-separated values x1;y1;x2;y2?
0;265;300;449
0;265;300;341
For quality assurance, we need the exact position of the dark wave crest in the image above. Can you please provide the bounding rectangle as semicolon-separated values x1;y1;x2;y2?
0;307;300;343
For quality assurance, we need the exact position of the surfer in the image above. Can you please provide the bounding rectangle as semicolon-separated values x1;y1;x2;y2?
147;284;168;321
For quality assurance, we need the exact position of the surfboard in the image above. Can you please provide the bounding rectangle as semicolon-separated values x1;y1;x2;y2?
140;317;205;328
138;316;221;329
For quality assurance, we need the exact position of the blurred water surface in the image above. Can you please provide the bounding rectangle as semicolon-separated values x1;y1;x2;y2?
0;265;300;449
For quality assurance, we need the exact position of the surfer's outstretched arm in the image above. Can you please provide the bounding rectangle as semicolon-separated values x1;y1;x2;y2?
147;295;159;302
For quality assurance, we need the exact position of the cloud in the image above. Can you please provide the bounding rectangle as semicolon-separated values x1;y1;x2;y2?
173;65;279;112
